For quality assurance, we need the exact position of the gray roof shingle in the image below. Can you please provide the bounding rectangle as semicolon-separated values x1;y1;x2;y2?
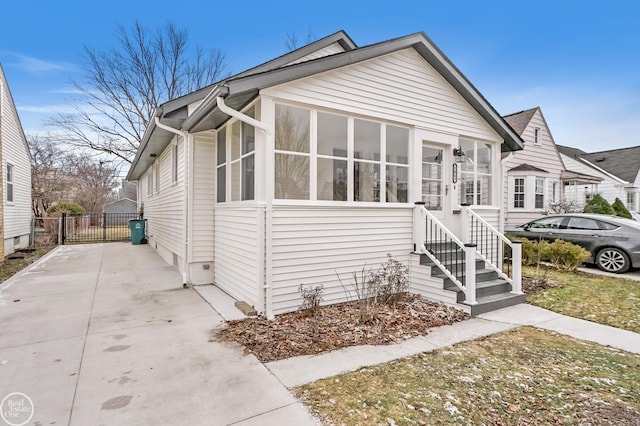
503;107;538;136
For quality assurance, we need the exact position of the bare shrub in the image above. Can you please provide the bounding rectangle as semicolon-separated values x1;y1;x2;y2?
298;284;324;316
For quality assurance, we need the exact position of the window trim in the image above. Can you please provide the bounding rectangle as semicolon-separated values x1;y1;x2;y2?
6;163;14;203
535;177;545;209
513;177;525;209
534;127;541;145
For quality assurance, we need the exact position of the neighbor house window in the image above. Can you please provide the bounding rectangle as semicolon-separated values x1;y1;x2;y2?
216;127;226;202
172;144;178;183
628;192;635;210
552;182;558;202
513;178;525;208
534;127;541;144
6;163;13;202
459;139;492;205
275;104;310;199
535;178;545;209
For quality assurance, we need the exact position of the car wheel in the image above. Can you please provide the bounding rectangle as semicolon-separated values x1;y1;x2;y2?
596;248;630;274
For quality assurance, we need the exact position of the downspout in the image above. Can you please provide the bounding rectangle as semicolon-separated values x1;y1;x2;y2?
154;117;191;288
215;95;273;319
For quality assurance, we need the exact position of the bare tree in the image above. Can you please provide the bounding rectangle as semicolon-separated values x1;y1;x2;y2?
49;21;227;164
28;135;76;217
70;156;120;214
284;28;317;51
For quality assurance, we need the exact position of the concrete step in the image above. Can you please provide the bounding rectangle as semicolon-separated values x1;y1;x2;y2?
467;292;528;316
445;278;513;303
436;268;499;285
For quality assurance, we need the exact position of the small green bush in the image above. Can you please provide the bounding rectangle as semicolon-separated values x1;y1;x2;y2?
47;202;84;216
611;197;632;219
545;239;590;271
583;194;615;215
506;235;549;266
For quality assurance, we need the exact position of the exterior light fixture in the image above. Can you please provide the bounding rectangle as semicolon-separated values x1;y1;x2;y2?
453;147;466;163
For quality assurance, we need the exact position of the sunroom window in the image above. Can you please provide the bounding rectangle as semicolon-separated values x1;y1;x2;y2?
216;107;256;203
274;103;410;203
317;112;347;201
459;139;492;205
275;104;311;199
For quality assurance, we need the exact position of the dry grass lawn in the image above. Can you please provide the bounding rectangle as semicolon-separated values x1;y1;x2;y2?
296;327;640;425
525;266;640;333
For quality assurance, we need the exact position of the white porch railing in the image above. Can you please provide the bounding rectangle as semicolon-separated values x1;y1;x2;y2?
413;203;478;305
460;205;522;295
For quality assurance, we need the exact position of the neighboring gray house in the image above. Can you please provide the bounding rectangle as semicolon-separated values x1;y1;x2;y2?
557;145;638;211
126;30;525;317
103;198;137;224
0;64;33;256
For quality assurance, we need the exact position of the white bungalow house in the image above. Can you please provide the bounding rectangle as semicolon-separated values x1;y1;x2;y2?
0;64;33;257
557;145;640;212
127;31;525;317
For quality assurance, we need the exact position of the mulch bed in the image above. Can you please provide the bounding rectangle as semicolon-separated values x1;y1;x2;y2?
213;295;469;362
522;274;564;294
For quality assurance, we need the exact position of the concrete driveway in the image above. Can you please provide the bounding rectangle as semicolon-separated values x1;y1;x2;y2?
0;243;315;426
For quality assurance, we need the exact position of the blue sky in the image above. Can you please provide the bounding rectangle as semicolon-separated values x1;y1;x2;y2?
1;0;638;153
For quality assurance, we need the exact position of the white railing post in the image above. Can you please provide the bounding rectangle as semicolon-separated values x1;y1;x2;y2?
460;204;470;243
413;202;426;252
464;243;478;305
511;241;523;294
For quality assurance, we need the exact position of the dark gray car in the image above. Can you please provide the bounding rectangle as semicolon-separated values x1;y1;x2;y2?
506;213;640;273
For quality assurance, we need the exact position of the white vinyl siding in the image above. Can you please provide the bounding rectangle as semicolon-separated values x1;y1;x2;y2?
1;71;32;249
214;207;260;307
140;135;185;257
192;132;215;262
263;48;501;143
560;154;626;208
287;42;346;66
270;206;412;314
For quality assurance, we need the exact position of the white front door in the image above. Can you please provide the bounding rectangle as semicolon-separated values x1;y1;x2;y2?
421;141;451;226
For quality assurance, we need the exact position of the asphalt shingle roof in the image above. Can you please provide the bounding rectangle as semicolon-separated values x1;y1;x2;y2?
581;146;640;183
502;107;538;136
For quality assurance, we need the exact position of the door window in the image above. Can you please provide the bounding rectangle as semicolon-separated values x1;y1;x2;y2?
422;146;443;210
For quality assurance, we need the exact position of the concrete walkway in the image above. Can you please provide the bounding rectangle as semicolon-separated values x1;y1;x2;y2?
0;244;315;426
2;244;639;425
266;305;640;388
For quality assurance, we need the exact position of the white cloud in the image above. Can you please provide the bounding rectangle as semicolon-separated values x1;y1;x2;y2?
0;51;76;74
17;104;77;114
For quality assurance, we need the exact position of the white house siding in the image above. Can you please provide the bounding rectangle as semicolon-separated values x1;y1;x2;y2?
502;110;564;228
140;136;185;269
214;206;260;308
287;43;346;66
264;48;501;143
1;74;31;254
560;154;626;208
269;206;413;314
191;131;215;269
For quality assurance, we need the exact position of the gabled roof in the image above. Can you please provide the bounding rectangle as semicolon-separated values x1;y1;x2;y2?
0;64;33;163
557;144;640;184
508;163;548;173
556;144;587;158
503;107;538;136
581;146;640;183
128;30;524;180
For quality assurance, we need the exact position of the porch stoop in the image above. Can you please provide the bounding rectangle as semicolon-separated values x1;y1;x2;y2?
419;253;526;316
